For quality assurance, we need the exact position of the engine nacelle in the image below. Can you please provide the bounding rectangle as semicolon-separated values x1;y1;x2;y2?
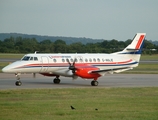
75;68;101;80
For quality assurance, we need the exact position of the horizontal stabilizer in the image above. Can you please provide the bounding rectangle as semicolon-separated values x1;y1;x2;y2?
126;48;140;51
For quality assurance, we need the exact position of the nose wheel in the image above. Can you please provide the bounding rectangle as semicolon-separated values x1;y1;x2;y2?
15;73;22;86
15;81;22;86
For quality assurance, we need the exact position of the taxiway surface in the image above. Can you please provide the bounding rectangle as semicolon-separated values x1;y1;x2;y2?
0;73;158;89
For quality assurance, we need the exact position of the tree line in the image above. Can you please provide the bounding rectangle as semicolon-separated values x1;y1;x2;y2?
0;36;157;54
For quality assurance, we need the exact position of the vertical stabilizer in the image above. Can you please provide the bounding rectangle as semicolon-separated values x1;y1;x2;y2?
124;33;146;53
112;33;146;63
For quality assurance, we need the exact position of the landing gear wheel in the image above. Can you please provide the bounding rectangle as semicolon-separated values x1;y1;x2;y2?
15;81;22;86
53;78;61;84
91;80;98;86
15;73;21;86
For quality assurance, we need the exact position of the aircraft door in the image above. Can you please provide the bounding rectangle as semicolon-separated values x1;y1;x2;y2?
40;56;49;72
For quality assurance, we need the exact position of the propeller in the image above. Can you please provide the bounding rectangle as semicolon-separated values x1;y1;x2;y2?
66;58;77;73
66;58;78;80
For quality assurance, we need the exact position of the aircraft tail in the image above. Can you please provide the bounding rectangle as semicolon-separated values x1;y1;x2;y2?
112;33;146;63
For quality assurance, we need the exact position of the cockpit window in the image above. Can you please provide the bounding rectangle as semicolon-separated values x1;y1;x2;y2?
21;56;38;61
30;57;33;60
22;56;30;61
34;57;38;61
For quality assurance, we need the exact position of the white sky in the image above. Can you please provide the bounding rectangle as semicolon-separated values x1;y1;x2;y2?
0;0;158;40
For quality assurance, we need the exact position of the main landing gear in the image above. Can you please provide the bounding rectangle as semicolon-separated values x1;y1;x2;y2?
15;73;22;86
14;74;98;86
53;76;61;84
91;80;99;86
53;76;98;86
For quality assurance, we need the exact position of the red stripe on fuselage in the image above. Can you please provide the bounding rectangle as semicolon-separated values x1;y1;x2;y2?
135;35;144;49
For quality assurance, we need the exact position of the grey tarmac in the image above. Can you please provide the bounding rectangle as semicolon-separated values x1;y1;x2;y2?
0;73;158;89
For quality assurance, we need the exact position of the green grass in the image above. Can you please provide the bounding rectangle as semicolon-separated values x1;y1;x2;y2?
0;53;24;59
0;62;9;72
141;54;158;61
123;63;158;74
0;88;158;120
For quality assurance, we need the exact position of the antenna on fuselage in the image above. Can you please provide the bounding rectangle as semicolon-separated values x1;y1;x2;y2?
34;51;39;54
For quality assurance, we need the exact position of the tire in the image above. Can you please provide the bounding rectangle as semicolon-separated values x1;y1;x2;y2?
15;81;22;86
53;78;60;84
94;81;98;86
91;81;98;86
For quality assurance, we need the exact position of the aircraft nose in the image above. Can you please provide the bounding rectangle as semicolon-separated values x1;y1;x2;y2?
2;66;11;73
2;62;20;73
2;67;8;73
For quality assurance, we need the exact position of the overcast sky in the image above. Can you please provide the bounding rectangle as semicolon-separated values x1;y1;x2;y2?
0;0;158;40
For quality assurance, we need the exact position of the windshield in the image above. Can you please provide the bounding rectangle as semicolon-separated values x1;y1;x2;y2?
21;56;30;61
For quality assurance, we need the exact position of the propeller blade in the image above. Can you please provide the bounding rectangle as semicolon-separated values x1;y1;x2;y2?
66;59;71;66
73;58;77;66
66;58;77;74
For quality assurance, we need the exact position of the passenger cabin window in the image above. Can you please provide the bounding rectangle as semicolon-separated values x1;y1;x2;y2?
62;59;65;62
89;58;92;62
53;59;57;62
97;58;100;62
79;58;83;62
70;58;73;62
93;58;96;62
85;58;88;62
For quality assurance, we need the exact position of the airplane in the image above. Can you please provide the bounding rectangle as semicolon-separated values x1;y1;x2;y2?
2;33;146;86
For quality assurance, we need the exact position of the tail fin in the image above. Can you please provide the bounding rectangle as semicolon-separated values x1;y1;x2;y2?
123;33;146;54
112;33;146;62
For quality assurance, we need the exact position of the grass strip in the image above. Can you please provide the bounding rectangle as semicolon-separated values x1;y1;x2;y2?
0;88;158;120
123;63;158;74
0;53;24;59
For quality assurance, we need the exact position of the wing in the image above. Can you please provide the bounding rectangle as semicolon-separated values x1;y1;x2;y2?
89;67;133;74
74;63;133;74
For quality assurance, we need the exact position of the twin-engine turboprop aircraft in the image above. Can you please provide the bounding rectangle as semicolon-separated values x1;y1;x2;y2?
2;33;146;86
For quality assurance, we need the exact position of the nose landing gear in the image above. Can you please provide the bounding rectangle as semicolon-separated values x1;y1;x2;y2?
15;73;22;86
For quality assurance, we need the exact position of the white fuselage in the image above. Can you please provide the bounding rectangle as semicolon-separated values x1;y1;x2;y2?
2;53;138;77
